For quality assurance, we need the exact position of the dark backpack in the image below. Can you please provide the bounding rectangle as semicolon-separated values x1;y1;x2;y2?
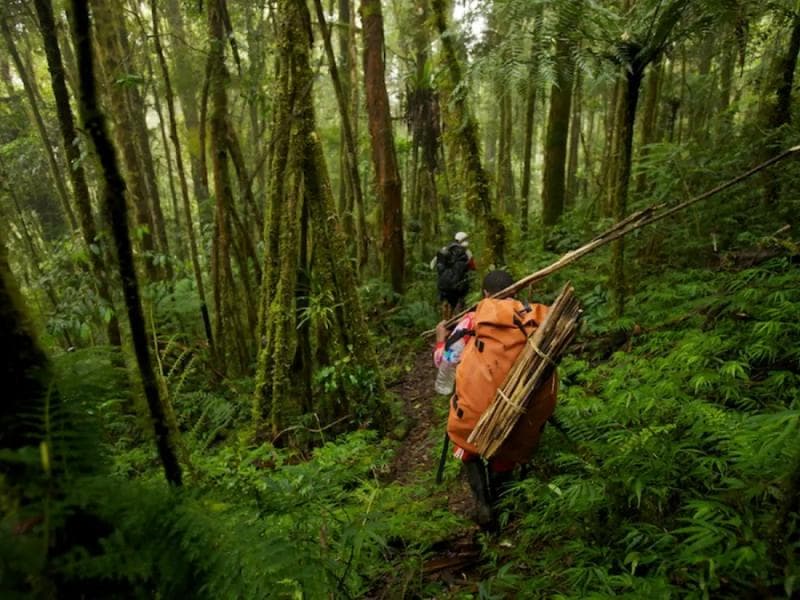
436;242;470;295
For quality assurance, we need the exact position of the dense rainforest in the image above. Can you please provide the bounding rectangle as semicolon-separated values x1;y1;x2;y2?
1;0;799;596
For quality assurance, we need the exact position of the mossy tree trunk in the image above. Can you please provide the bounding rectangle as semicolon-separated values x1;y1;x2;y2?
761;11;800;204
566;64;583;209
206;0;253;375
431;0;505;266
70;0;182;486
91;0;160;282
520;6;543;234
165;0;211;226
608;0;686;317
541;34;576;228
635;56;662;194
496;89;515;214
361;0;405;294
150;0;214;352
0;15;78;233
32;0;121;347
254;0;385;439
407;0;441;259
313;0;366;271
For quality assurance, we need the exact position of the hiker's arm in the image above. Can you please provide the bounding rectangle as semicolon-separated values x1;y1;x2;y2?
433;321;449;367
433;315;472;367
466;249;476;270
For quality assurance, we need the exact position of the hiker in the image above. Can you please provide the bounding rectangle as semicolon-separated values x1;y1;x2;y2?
430;232;476;319
433;270;558;528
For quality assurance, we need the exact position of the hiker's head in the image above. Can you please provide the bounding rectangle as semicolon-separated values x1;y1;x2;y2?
482;269;513;297
454;231;469;248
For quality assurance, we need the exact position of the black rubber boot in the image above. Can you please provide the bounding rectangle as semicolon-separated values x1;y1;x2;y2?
463;460;494;528
488;469;515;510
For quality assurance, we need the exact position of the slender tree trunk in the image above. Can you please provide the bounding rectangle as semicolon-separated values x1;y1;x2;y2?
1;17;78;232
0;161;64;331
32;0;121;346
635;56;662;194
610;64;644;318
313;0;366;271
361;0;405;293
497;90;515;212
165;0;211;225
689;37;714;143
431;0;505;265
150;0;214;351
717;39;736;138
207;0;241;375
335;0;355;244
566;65;582;208
519;8;543;234
761;12;800;204
70;0;182;486
294;191;313;414
91;0;160;281
541;35;575;227
117;0;173;276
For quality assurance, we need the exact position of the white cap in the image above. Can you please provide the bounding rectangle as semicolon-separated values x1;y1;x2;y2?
454;231;469;246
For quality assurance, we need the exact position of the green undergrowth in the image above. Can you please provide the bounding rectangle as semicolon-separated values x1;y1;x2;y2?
471;256;800;599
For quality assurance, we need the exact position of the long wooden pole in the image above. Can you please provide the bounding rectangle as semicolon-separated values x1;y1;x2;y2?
423;145;800;337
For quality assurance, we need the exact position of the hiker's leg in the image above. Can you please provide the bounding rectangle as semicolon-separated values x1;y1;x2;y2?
462;458;493;528
488;459;516;508
441;301;452;320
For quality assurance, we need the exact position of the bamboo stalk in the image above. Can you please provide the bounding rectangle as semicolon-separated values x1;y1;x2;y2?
468;283;582;458
422;145;800;337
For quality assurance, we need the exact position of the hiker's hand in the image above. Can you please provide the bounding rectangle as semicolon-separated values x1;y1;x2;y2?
435;321;449;342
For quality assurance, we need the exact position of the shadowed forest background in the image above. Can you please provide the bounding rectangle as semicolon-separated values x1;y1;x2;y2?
1;0;800;596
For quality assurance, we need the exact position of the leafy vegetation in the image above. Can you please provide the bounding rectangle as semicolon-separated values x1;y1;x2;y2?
1;0;799;596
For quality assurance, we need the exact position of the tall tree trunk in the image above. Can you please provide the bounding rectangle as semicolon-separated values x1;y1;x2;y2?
32;0;121;346
335;0;356;245
519;7;543;234
566;65;582;208
635;56;662;194
0;16;78;233
254;0;385;437
91;0;160;281
761;11;800;204
313;0;367;272
600;78;621;215
431;0;505;265
70;0;182;486
361;0;405;294
150;0;214;351
207;0;244;374
407;0;440;259
165;0;211;226
541;35;575;227
496;90;515;212
688;37;714;143
717;39;736;139
610;65;644;318
115;9;172;277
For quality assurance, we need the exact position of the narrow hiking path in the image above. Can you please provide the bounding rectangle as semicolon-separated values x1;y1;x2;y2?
372;347;488;597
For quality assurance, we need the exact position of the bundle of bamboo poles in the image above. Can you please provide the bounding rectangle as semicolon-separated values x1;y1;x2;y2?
468;283;582;458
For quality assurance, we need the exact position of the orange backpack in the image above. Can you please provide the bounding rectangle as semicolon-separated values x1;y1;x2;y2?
447;298;558;464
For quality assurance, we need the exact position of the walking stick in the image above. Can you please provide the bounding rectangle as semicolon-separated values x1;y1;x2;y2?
436;431;449;484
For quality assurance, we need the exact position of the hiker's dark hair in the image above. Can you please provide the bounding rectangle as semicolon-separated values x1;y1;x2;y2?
482;270;514;295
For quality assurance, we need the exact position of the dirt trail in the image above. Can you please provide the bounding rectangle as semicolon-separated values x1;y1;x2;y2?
375;347;486;596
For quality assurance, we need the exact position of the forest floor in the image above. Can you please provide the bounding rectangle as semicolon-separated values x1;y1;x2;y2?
370;348;489;598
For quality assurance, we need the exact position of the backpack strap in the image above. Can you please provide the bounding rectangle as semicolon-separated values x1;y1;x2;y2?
445;327;475;350
512;316;532;339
